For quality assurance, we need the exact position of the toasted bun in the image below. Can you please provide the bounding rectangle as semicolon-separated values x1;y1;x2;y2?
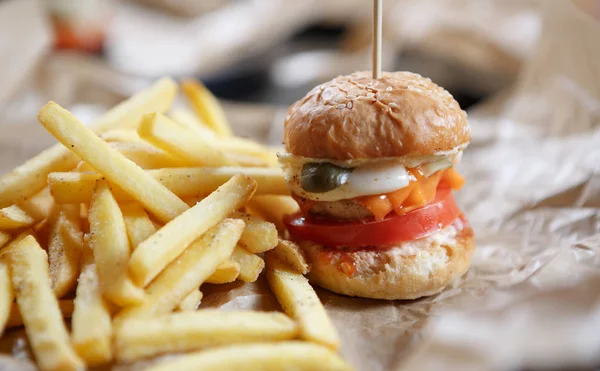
302;221;474;300
284;71;470;160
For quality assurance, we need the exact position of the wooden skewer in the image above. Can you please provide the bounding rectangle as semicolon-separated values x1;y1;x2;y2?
372;0;383;79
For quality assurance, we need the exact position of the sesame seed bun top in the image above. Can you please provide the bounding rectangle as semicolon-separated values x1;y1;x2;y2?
283;71;470;160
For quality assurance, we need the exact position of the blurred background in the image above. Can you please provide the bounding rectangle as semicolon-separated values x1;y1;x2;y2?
2;0;549;107
0;0;599;172
0;2;579;106
0;0;597;161
1;0;599;135
1;1;600;370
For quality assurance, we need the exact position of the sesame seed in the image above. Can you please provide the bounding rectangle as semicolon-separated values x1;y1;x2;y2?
386;86;393;91
347;95;357;99
336;104;346;109
389;102;398;108
347;101;353;109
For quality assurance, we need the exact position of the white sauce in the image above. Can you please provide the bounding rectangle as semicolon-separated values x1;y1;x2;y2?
345;161;412;195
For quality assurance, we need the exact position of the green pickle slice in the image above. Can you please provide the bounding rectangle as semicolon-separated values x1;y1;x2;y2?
301;163;353;193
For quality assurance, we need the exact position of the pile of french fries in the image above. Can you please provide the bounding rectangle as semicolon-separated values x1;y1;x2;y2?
0;78;352;371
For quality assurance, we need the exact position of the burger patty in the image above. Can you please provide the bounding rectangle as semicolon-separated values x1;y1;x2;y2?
298;197;373;220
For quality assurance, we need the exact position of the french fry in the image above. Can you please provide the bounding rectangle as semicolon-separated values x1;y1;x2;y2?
205;260;240;284
247;195;299;233
0;188;54;229
268;238;309;275
92;77;178;132
234;213;278;253
5;300;74;329
144;341;352;371
216;137;272;158
0;230;32;260
226;153;269;167
89;180;143;306
177;289;202;312
138;113;232;167
49;166;287;204
231;246;265;283
71;245;113;366
0;205;35;229
0;77;177;209
79;204;90;234
129;175;256;286
34;218;51;248
116;219;243;322
121;203;156;250
100;129;141;143
19;187;54;222
151;219;162;231
111;141;188;169
182;196;203;207
264;148;281;168
115;310;298;362
9;235;84;371
171;110;272;163
266;254;340;349
0;146;79;209
38;102;188;223
75;161;95;172
49;172;111;204
181;79;233;137
0;262;13;335
48;204;83;298
81;234;92;264
170;108;217;140
0;231;10;248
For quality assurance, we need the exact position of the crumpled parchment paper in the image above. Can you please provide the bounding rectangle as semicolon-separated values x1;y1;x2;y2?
0;1;599;370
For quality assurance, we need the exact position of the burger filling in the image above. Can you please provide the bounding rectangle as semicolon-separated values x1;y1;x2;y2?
278;152;468;277
278;152;464;221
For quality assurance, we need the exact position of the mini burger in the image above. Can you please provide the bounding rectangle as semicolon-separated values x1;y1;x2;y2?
278;71;474;300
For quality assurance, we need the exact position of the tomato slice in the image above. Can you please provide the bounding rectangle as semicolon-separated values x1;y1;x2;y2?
284;187;460;248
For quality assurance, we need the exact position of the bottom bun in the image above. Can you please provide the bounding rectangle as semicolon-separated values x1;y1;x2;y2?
302;219;474;300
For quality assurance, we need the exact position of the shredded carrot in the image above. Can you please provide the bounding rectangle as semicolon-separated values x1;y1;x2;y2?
405;186;426;206
441;168;465;190
319;251;356;277
356;194;393;221
387;184;414;207
338;254;356;276
421;172;442;200
409;167;424;181
319;251;336;265
356;167;465;219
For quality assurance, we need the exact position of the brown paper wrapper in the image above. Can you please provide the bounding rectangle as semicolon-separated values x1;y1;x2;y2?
1;1;600;370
